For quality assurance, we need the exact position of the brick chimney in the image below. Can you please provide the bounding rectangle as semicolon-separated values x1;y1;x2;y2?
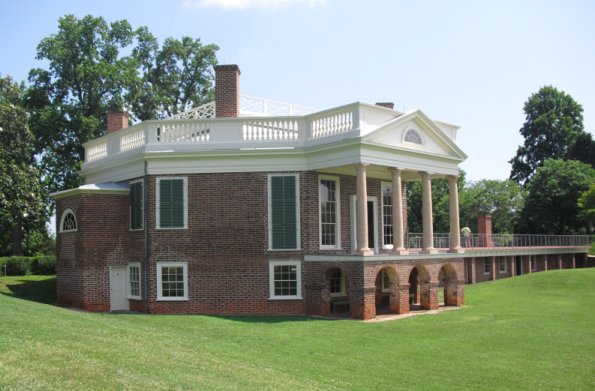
215;64;241;118
477;215;494;247
107;112;128;133
375;102;394;109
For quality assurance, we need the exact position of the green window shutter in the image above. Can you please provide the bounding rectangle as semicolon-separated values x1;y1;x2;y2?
159;179;184;228
271;176;297;249
130;182;143;229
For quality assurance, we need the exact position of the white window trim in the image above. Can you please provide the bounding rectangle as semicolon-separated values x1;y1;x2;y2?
483;259;491;275
59;208;78;233
498;257;507;273
127;262;142;299
269;260;302;300
129;179;144;231
318;174;341;250
267;174;301;251
380;182;394;250
156;261;189;301
156;177;188;230
330;269;346;297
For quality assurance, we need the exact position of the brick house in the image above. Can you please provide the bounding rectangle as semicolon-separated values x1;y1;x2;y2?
52;65;589;319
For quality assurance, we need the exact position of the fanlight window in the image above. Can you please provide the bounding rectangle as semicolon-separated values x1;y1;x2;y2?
404;129;423;145
60;209;78;232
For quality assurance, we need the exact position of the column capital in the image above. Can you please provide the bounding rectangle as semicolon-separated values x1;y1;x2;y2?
355;163;369;171
388;167;403;175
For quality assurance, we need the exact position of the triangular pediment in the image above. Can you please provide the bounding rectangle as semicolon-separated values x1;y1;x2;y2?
362;110;467;160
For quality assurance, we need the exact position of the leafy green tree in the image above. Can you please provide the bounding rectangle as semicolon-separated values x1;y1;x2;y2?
459;179;525;234
26;14;218;193
517;159;595;234
510;86;585;186
0;76;49;256
407;172;466;234
577;183;595;233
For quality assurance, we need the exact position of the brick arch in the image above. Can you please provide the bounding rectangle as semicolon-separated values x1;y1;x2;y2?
320;264;352;317
438;262;464;307
408;263;434;310
373;264;402;315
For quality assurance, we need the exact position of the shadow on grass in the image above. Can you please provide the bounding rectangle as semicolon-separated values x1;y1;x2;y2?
0;276;57;305
205;314;343;324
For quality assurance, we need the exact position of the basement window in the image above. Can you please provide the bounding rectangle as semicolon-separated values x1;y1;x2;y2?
269;260;302;300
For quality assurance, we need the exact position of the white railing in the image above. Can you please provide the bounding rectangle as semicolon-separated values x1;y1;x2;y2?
406;233;590;249
239;95;317;117
157;122;211;143
120;129;145;152
242;119;300;141
86;142;108;162
169;101;216;120
310;109;354;139
83;103;365;164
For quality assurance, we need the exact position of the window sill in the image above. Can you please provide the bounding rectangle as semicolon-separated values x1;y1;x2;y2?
127;296;142;300
319;246;343;251
155;227;188;230
156;297;189;301
268;248;302;252
269;296;303;301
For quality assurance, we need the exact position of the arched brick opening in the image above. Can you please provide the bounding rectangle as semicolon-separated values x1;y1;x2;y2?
408;264;432;310
321;265;351;317
374;265;400;315
438;263;464;307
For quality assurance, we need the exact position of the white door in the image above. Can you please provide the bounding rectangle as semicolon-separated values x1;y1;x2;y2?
110;266;129;311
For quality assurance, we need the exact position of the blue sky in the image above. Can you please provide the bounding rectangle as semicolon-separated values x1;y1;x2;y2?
1;0;594;182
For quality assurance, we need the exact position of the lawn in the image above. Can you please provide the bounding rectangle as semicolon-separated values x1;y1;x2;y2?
0;269;594;390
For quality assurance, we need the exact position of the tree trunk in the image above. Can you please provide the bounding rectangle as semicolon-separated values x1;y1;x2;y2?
11;215;23;256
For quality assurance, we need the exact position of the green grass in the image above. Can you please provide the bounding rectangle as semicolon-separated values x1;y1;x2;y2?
1;270;594;390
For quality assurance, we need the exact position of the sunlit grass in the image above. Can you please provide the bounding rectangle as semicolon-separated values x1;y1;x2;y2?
0;269;593;390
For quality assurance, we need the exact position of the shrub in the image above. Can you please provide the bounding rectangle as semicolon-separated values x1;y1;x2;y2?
0;256;56;276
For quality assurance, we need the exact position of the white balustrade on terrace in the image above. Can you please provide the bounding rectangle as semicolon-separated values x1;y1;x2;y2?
82;102;381;164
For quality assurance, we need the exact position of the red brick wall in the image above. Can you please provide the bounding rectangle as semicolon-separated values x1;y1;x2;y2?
107;112;128;133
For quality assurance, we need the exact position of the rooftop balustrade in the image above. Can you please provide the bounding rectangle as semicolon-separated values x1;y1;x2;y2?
83;101;369;164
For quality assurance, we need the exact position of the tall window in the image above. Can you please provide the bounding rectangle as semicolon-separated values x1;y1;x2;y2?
157;262;188;300
498;257;507;273
269;260;301;299
319;176;340;248
59;208;77;233
157;178;187;229
269;175;300;250
381;183;393;248
483;259;491;275
127;263;141;299
380;269;390;292
130;180;143;230
330;268;345;297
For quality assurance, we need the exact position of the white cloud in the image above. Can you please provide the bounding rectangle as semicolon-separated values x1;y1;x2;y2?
182;0;327;10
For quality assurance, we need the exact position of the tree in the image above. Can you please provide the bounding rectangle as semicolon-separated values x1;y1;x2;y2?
0;75;48;255
459;179;525;234
510;86;585;186
26;15;219;193
577;183;595;233
517;159;595;234
407;172;466;234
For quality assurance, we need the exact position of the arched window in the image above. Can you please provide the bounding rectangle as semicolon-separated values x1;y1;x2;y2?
404;129;423;145
60;208;78;233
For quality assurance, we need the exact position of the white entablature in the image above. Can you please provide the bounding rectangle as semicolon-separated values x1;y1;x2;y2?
81;100;466;184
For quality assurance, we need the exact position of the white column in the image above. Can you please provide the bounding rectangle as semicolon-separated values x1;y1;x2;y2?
390;168;408;255
420;172;437;254
356;164;372;256
447;175;463;253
